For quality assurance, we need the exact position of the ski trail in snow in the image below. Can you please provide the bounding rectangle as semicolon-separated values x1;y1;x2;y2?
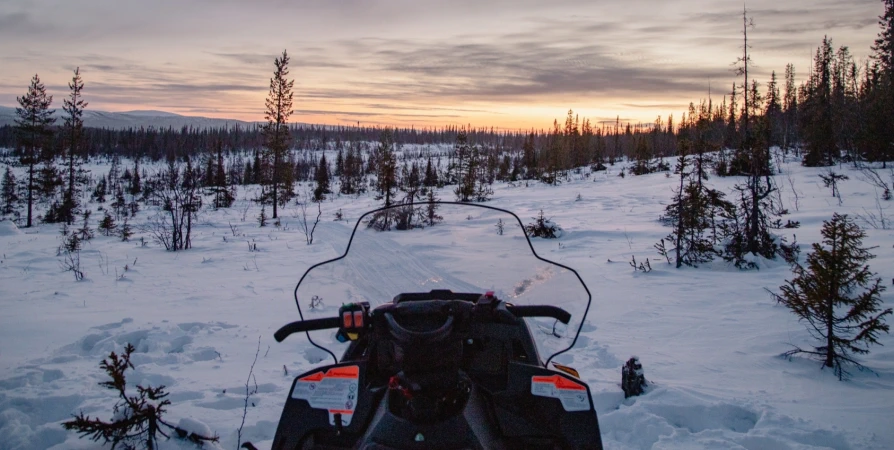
335;227;481;305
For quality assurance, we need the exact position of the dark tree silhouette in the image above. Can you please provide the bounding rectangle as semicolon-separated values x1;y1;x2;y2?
60;67;87;224
261;50;295;218
15;74;55;227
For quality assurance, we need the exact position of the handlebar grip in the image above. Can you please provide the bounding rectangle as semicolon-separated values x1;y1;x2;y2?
506;305;571;324
274;317;341;342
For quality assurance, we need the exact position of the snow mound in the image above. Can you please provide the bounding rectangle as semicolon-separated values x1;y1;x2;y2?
0;220;20;236
176;417;213;438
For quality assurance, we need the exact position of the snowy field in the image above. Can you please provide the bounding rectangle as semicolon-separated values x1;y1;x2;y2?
1;153;893;449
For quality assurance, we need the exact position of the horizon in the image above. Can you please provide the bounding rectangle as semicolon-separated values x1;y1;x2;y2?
0;0;885;130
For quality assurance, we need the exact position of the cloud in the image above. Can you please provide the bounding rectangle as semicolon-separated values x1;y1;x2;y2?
320;28;731;103
0;12;46;35
295;108;462;119
620;103;692;110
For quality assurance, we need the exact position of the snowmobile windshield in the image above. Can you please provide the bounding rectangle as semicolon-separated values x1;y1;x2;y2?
293;202;591;365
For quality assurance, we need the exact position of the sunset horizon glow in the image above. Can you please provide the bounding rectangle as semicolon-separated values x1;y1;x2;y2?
0;0;884;131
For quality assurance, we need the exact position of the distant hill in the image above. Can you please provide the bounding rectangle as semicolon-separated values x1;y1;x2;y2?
0;105;257;130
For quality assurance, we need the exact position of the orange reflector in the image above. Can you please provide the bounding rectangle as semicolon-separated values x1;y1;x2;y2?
551;362;581;379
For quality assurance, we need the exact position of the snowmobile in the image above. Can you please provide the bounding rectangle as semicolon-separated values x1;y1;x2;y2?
259;203;603;449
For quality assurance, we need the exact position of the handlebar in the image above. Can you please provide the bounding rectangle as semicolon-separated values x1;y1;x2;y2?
274;317;341;342
505;305;571;324
274;301;571;342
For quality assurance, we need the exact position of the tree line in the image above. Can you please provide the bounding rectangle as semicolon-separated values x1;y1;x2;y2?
656;3;893;380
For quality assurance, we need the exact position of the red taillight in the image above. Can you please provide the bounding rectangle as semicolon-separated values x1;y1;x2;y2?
343;312;353;328
353;311;364;328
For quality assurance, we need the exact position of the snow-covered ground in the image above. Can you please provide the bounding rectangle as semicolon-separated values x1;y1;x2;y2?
1;153;893;449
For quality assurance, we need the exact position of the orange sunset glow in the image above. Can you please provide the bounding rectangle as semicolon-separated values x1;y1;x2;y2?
0;0;884;130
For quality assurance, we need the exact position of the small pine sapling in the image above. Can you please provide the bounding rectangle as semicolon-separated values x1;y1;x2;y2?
92;177;107;203
119;217;133;242
819;170;849;205
495;218;504;236
629;255;652;273
98;211;117;236
654;239;672;264
62;343;218;448
621;357;646;398
258;206;268;227
77;210;94;241
525;210;561;238
60;232;84;281
425;190;442;227
769;214;892;379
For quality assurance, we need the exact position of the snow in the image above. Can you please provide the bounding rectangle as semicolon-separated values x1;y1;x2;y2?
1;152;893;449
0;220;20;236
176;417;214;440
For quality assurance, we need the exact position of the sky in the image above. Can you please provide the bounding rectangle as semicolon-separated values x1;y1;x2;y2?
0;0;886;130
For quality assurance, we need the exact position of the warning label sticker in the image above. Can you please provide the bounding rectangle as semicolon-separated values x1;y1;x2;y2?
530;374;590;412
292;365;360;426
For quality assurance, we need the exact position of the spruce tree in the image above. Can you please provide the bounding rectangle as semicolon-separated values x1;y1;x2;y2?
334;150;344;177
129;160;142;197
782;64;799;152
1;166;18;217
521;131;537;179
873;0;894;76
209;142;233;208
765;71;783;148
664;149;692;268
62;344;219;448
425;189;442;227
771;214;891;379
339;148;359;195
92;177;107;203
261;50;294;218
423;156;438;188
452;132;491;202
375;130;397;208
801;37;836;167
61;67;87;224
98;212;117;236
367;130;399;231
15;74;55;228
867;0;894;164
660;108;730;268
77;210;94;242
723;10;781;267
119;217;133;242
313;153;330;202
